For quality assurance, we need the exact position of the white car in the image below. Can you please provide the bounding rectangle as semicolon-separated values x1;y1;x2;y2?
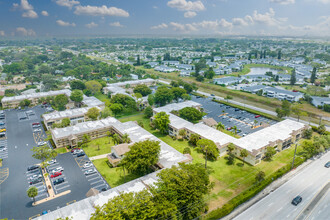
34;129;42;132
83;162;93;169
0;148;7;152
37;141;47;146
84;168;96;175
28;174;42;180
50;167;64;174
47;159;56;165
72;149;83;155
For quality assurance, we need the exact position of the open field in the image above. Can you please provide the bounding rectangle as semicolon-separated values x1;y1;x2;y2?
83;137;114;157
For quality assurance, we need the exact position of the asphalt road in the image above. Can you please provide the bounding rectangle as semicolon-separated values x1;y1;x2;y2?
0;106;108;219
308;188;330;220
233;151;330;220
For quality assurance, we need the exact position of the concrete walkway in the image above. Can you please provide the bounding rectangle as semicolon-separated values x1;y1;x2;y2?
89;153;109;161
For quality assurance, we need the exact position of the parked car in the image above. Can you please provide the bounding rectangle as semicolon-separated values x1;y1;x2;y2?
72;149;83;155
83;162;93;169
51;172;62;178
291;196;302;206
77;152;85;157
0;122;5;126
30;177;42;185
37;141;47;146
255;115;261;118
101;188;107;192
33;128;42;132
50;167;64;174
47;159;56;165
71;148;80;153
53;177;65;185
84;168;96;175
325;161;330;168
28;174;42;181
32;124;41;128
27;165;39;171
32;122;40;126
235;108;240;111
0;147;7;152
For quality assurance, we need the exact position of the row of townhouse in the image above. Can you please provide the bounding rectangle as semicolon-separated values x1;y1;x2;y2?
1;89;105;109
153;101;308;165
242;85;304;102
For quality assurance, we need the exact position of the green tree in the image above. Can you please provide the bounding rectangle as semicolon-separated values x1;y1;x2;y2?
183;147;191;154
100;107;112;118
110;94;137;110
264;147;276;161
87;107;100;120
205;67;215;79
216;122;225;131
61;118;71;127
291;104;307;122
110;103;123;117
302;128;313;139
70;90;83;106
290;68;296;85
133;84;152;96
112;133;121;145
31;145;54;164
233;125;238;135
154;86;174;106
120;140;161;175
240;149;249;166
19;99;31;107
144;106;153;118
82;134;91;144
85;80;102;95
155;163;211;219
54;94;68;111
183;83;194;93
189;133;200;146
282;100;291;116
91;190;177;220
196;138;219;168
27;186;38;203
70;80;86;90
122;133;131;144
147;94;154;106
301;139;316;157
41;74;58;91
153;112;170;134
178;107;202;123
178;129;187;139
255;171;265;182
310;67;317;84
182;93;191;101
171;87;187;102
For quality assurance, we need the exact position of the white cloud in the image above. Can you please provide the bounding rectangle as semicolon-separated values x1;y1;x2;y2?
55;0;80;9
56;20;76;27
85;22;98;28
167;0;205;11
16;27;36;36
184;11;197;18
74;5;129;17
153;6;158;9
13;0;38;19
41;11;49;16
269;0;295;5
252;8;282;26
151;23;168;29
109;22;124;27
232;18;248;26
0;31;5;36
318;0;330;3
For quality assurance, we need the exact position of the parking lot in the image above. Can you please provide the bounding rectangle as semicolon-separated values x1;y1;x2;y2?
0;139;8;159
0;106;109;219
191;95;277;136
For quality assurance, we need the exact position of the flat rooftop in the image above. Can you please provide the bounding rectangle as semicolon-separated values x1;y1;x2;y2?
43;107;100;121
1;89;71;103
233;119;306;153
153;100;202;113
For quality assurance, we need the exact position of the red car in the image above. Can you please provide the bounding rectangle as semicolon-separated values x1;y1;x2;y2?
71;148;80;153
255;115;261;118
32;122;40;126
51;172;62;178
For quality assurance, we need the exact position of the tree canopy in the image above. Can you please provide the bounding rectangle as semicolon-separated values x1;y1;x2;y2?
154;86;174;106
153;112;170;134
179;107;202;123
133;84;152;97
110;103;123;116
120;140;161;175
70;80;86;90
54;94;68;111
70;89;83;104
87;107;100;120
85;80;102;94
110;94;137;110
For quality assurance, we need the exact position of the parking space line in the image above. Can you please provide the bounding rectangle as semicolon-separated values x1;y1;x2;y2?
86;174;99;180
55;184;70;191
93;183;107;190
91;180;104;185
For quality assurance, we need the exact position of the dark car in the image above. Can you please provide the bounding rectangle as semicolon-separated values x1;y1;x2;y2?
325;161;330;168
27;165;39;171
53;177;65;185
29;177;42;185
235;108;240;111
76;152;85;157
291;196;302;206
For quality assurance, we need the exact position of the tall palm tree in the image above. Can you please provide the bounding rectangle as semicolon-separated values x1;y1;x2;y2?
112;134;120;145
227;143;236;155
233;126;237;135
216;122;225;131
240;149;248;166
122;133;131;144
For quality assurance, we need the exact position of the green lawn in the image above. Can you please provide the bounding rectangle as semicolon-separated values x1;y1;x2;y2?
82;137;114;157
93;158;142;188
54;147;68;154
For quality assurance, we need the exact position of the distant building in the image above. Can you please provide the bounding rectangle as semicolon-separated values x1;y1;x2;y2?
213;76;240;86
311;96;330;108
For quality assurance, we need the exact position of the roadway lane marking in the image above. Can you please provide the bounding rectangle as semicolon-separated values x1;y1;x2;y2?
276;207;283;212
286;214;291;218
268;202;274;207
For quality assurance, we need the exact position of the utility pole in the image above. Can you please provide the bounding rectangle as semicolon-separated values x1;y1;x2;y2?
291;144;298;170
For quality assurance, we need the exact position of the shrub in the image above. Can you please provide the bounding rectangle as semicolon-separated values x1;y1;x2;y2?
183;147;191;155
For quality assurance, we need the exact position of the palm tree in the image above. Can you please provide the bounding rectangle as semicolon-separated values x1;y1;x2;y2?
122;133;131;144
254;120;258;128
233;126;237;135
27;186;38;203
216;122;225;131
106;131;112;144
112;134;121;145
227;143;236;156
178;129;187;139
240;149;248;166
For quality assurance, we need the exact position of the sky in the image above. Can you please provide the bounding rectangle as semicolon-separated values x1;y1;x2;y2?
0;0;330;38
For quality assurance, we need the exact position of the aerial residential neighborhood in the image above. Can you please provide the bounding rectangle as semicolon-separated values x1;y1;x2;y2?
0;0;330;220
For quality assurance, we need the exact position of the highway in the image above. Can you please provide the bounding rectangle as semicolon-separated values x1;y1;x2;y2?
233;151;330;220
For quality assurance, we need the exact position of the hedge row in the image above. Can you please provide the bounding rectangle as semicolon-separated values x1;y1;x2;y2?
212;98;281;122
205;156;308;219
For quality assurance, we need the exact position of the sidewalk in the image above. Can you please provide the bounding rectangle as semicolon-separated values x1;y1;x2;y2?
222;153;327;220
89;153;109;161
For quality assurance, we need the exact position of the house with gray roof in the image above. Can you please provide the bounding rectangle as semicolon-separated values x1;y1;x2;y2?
213;76;240;86
311;96;330;108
